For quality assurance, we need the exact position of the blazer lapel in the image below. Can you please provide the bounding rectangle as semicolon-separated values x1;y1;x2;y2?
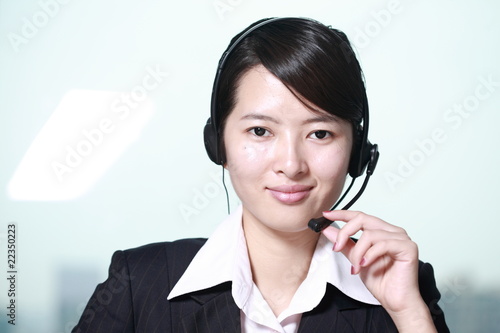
178;283;241;333
299;284;397;333
298;284;370;333
298;284;357;333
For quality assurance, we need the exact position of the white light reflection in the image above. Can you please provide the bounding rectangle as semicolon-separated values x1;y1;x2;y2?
8;89;155;201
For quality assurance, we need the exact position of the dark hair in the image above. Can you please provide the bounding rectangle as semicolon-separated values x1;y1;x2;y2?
214;17;367;161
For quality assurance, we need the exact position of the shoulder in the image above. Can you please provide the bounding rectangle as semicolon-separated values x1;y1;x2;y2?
417;261;450;333
109;238;208;289
417;260;440;303
123;237;207;264
121;238;208;261
72;239;209;332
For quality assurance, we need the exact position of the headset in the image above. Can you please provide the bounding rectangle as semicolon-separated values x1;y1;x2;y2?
203;17;380;231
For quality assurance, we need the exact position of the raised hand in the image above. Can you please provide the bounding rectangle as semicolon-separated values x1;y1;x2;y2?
321;210;437;333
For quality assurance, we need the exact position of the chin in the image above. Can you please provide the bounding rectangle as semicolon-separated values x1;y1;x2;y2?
266;210;317;233
243;201;323;233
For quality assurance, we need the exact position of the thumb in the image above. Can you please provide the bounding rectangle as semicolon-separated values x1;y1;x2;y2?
321;225;356;264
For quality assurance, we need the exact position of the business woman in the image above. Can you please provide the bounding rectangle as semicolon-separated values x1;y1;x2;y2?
73;17;449;332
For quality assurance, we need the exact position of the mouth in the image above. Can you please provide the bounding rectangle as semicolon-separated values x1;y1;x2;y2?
266;185;314;205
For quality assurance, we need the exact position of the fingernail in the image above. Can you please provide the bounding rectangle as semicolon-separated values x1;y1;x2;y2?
332;242;337;251
323;211;331;214
359;257;366;267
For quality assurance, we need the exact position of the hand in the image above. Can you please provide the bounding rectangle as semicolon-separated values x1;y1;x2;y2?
321;210;437;332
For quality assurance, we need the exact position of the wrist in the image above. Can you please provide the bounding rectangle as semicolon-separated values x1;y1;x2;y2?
387;299;437;333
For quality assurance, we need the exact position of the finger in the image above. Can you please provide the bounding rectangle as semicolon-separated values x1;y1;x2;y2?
323;210;400;231
323;210;401;233
321;211;366;252
348;230;387;271
322;211;412;272
356;239;419;275
321;224;339;244
351;229;412;266
321;225;356;264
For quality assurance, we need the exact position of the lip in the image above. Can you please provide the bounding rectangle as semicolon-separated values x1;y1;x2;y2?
266;184;314;204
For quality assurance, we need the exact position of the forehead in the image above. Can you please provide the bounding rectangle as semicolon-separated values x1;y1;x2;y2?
232;65;347;125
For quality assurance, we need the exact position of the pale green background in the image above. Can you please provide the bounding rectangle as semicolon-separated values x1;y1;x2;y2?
1;0;499;332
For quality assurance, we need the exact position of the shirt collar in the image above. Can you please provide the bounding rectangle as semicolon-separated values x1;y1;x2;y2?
168;205;379;306
168;205;243;300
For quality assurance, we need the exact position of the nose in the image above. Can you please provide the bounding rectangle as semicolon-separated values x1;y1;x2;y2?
272;135;308;178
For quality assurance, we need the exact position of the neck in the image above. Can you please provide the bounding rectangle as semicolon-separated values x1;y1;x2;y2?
242;213;320;316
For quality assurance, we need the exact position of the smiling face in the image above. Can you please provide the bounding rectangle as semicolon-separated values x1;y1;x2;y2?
223;65;353;233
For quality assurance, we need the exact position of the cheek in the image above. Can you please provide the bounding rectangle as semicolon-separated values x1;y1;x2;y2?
225;142;273;201
239;144;260;163
225;141;271;177
311;143;351;174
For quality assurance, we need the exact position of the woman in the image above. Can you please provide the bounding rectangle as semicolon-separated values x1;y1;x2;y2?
73;17;449;332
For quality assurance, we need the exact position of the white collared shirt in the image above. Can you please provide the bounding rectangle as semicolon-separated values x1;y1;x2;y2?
168;205;379;332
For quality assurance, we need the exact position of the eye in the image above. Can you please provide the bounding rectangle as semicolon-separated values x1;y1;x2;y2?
309;130;332;139
249;127;270;137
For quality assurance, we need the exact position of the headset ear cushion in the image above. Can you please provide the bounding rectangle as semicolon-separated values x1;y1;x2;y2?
204;118;221;165
366;144;379;175
349;126;363;178
349;124;371;178
349;141;375;178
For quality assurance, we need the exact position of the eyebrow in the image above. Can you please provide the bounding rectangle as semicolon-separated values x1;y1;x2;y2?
302;114;340;124
240;112;339;125
240;113;280;123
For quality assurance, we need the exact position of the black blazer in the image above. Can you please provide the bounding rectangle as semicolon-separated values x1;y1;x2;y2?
72;239;449;332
